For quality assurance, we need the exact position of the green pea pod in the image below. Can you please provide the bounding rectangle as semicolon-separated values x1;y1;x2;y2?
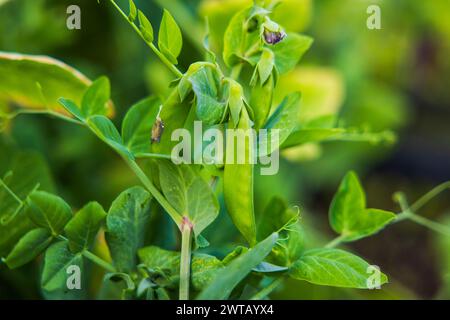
224;108;256;246
250;75;274;129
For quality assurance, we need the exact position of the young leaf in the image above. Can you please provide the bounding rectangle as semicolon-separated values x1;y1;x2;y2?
138;10;154;43
226;79;245;128
158;161;219;236
87;115;133;159
190;67;226;125
261;92;301;156
4;228;53;269
122;97;161;155
58;98;85;122
64;202;107;252
224;108;257;245
290;248;388;289
26;191;72;236
158;9;183;62
197;233;278;300
81;76;110;117
105;187;152;272
257;197;298;241
41;241;85;299
222;8;248;67
128;0;137;23
272;34;313;74
329;172;396;242
257;48;275;85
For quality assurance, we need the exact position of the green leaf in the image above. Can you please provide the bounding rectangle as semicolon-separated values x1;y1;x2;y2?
329;172;396;242
223;8;248;67
257;197;298;241
261;92;301;155
122;97;161;155
105;187;152;272
87;115;133;159
128;0;137;22
81;76;110;117
64;202;107;252
197;233;278;300
41;241;85;299
190;66;226;125
26;191;72;235
58;98;85;121
158;9;182;62
272;34;313;74
290;248;388;289
138;10;154;43
138;246;224;290
158;161;219;236
224;108;256;245
4;228;53;269
0;52;108;114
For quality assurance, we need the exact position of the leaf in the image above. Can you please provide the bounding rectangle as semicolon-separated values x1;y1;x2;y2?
197;233;278;300
105;187;152;272
252;261;288;273
4;228;53;269
261;92;301;155
329;172;396;242
58;98;85;121
138;10;154;43
257;197;298;241
122;97;161;155
290;248;388;289
101;273;136;300
87;115;133;159
222;8;248;67
0;52;113;115
128;0;137;22
64;202;107;252
26;191;72;235
81;76;110;117
41;241;85;299
158;9;182;62
272;34;313;74
224;108;256;245
190;67;226;126
158;161;219;236
138;246;224;290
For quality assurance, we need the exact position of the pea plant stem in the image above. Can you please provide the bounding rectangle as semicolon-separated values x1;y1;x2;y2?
250;277;284;300
57;235;116;273
108;0;183;78
179;217;193;300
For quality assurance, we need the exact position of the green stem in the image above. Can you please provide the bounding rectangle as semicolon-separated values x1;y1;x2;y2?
134;152;173;160
108;0;183;78
125;159;183;228
407;213;450;236
179;217;193;300
409;181;450;212
82;250;117;273
324;235;346;248
57;235;117;273
250;277;284;300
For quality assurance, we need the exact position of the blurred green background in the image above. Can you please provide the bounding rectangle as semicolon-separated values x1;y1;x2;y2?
0;0;449;299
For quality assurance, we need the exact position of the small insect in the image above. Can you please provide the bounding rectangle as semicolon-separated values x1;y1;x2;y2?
151;106;165;144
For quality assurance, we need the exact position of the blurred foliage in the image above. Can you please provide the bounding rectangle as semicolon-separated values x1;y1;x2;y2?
0;0;449;299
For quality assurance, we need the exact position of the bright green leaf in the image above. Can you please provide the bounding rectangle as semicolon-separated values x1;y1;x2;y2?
128;0;137;22
158;9;182;62
158;161;219;236
329;172;396;242
290;248;388;289
138;10;154;43
197;233;278;300
272;34;313;74
81;76;110;117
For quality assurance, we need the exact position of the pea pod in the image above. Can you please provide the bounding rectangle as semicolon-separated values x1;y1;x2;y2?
223;108;256;246
250;75;274;129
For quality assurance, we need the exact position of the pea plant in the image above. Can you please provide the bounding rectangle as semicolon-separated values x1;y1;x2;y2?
0;0;449;300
